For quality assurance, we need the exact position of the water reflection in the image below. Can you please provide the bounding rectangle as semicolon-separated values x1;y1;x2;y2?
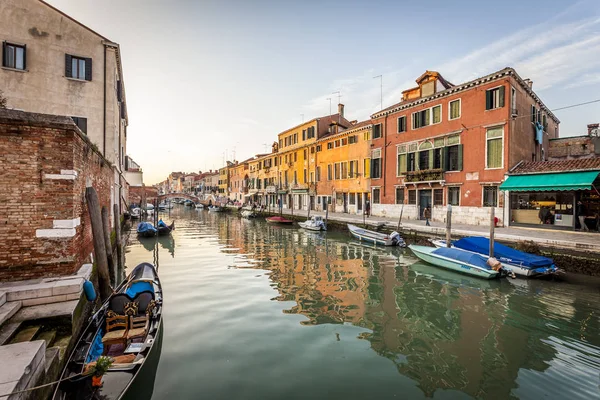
129;210;600;399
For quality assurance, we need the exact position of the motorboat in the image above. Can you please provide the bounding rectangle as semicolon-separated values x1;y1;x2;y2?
130;208;141;219
195;203;204;209
266;216;293;225
208;206;222;212
137;222;157;238
156;220;174;236
429;237;559;277
53;262;163;400
298;216;327;231
347;224;405;246
409;245;503;279
241;210;256;218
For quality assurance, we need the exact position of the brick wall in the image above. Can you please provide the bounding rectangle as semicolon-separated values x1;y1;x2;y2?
0;110;114;282
129;186;158;206
548;136;597;160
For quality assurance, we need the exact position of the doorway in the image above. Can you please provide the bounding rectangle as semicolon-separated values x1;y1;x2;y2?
419;189;432;220
310;196;315;210
357;193;363;213
343;193;348;213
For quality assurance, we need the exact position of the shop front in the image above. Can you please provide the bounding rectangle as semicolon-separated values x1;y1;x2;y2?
501;169;600;231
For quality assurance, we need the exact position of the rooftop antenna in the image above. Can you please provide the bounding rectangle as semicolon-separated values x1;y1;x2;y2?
373;74;382;111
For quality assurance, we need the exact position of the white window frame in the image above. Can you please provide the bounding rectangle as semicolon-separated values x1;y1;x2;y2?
485;125;504;170
448;99;461;120
411;104;442;130
485;85;503;111
394;186;405;204
482;185;499;207
397;115;407;133
372;187;381;204
447;186;461;206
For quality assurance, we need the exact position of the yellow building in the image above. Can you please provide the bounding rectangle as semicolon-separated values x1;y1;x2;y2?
314;120;372;214
218;165;229;196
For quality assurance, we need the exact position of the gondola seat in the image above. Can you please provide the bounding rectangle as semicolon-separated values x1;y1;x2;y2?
127;314;149;340
102;311;129;350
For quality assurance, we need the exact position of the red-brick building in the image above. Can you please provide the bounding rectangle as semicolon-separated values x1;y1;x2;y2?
369;68;559;226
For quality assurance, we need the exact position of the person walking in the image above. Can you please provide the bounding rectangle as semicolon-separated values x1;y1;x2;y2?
365;200;371;217
423;205;431;226
577;200;589;231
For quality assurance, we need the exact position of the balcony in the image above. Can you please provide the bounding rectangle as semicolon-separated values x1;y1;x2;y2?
405;169;444;183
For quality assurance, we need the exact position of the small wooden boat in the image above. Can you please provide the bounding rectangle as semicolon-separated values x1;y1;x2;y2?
347;224;405;246
298;216;327;231
136;222;157;237
156;220;174;236
409;245;502;279
266;216;293;225
429;237;559;278
53;262;163;400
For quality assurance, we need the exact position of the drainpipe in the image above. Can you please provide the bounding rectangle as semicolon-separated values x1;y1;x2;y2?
383;113;388;198
103;44;107;157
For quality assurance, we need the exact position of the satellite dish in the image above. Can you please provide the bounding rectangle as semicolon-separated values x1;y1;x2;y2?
591;128;600;137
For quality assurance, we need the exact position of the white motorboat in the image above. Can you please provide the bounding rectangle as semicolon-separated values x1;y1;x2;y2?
195;203;204;209
298;216;327;231
130;207;141;219
241;209;256;218
208;206;222;212
348;224;405;246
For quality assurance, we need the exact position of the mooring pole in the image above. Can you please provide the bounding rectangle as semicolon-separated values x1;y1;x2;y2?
490;206;495;257
86;187;112;301
101;206;115;286
446;204;452;248
113;203;123;274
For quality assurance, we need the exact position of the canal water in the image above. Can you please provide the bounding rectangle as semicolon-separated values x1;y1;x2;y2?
125;207;600;399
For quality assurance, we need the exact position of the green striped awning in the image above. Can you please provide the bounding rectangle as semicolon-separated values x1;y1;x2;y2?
500;171;600;192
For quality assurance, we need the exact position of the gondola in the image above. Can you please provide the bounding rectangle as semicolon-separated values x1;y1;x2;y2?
156;220;174;236
53;262;163;400
136;222;157;237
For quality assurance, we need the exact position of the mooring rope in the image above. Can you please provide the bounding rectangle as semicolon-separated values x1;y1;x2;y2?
0;373;83;398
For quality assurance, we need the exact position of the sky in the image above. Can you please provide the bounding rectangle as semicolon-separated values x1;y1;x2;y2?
47;0;600;184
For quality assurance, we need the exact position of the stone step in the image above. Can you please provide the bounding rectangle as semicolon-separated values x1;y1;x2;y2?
0;340;46;400
11;300;80;323
52;335;72;360
35;330;57;348
0;291;6;307
0;322;22;346
0;301;21;326
10;325;42;344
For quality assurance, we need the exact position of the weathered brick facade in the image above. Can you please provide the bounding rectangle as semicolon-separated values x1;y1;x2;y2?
0;109;114;281
129;186;158;206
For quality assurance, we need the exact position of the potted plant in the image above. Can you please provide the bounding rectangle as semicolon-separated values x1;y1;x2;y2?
91;356;113;387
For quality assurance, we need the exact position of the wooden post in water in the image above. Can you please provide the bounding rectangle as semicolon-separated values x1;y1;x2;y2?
113;203;122;272
85;187;112;301
101;206;115;286
397;203;404;231
489;206;495;257
446;204;452;248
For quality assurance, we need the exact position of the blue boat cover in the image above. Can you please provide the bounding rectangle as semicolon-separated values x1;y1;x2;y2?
157;219;168;228
137;222;157;233
432;247;492;270
453;237;553;269
125;281;154;297
85;331;104;363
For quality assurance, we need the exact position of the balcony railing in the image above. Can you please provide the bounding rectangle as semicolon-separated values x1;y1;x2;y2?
405;168;444;182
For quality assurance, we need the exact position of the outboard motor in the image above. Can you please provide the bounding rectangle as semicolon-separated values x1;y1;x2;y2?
389;231;404;246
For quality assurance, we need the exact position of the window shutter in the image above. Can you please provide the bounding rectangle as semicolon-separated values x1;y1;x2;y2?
22;44;26;70
65;54;72;77
428;149;434;170
80;118;87;134
2;41;6;67
485;90;491;110
85;58;92;81
457;144;463;171
499;86;505;107
407;153;412;172
442;147;449;171
117;81;122;101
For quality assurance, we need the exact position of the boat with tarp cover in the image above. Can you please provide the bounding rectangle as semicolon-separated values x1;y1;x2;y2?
429;236;559;277
53;262;163;400
409;245;504;279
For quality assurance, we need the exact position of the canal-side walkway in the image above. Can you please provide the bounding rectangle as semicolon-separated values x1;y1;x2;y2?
263;207;600;254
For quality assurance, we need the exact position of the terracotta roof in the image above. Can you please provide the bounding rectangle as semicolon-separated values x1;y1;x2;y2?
509;158;600;175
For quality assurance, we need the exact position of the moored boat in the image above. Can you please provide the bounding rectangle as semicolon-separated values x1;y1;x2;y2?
409;245;502;279
53;262;163;400
195;203;204;209
429;237;559;277
130;208;141;219
156;220;174;236
137;222;157;237
208;206;222;212
241;210;256;218
266;216;293;225
347;224;405;246
298;216;327;231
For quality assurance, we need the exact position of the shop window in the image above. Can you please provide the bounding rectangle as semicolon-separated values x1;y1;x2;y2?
448;187;460;206
395;187;404;204
434;189;443;205
372;188;381;204
483;186;498;207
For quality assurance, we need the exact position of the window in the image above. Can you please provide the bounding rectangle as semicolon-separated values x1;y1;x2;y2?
371;149;382;179
363;158;370;178
294;171;297;185
531;105;536;123
446;145;462;171
486;127;503;168
364;130;371;141
66;54;92;81
327;142;333;150
2;42;26;70
349;193;356;205
449;99;461;120
412;109;430;129
71;117;87;134
372;188;381;204
349;160;358;178
310;146;315;154
294;133;298;144
407;152;416;172
419;150;430;171
434;148;442;169
511;87;516;112
483;186;498;207
408;190;416;205
316;166;321;182
334;140;340;148
341;162;348;179
434;189;443;206
448;187;460;206
397;116;406;133
485;86;505;110
310;172;314;183
397;146;407;175
432;105;441;124
334;163;340;180
302;129;306;141
373;124;382;139
349;135;358;144
395;187;404;204
316;145;322;152
307;126;315;139
341;138;348;146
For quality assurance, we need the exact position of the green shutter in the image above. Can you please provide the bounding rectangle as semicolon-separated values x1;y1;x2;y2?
485;90;491;110
457;144;463;171
398;154;407;174
499;86;505;107
428;149;434;170
442;147;449;171
65;54;72;77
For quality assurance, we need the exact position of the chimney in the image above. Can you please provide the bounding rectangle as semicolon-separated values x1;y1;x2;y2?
523;78;533;88
588;123;599;136
338;103;344;117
